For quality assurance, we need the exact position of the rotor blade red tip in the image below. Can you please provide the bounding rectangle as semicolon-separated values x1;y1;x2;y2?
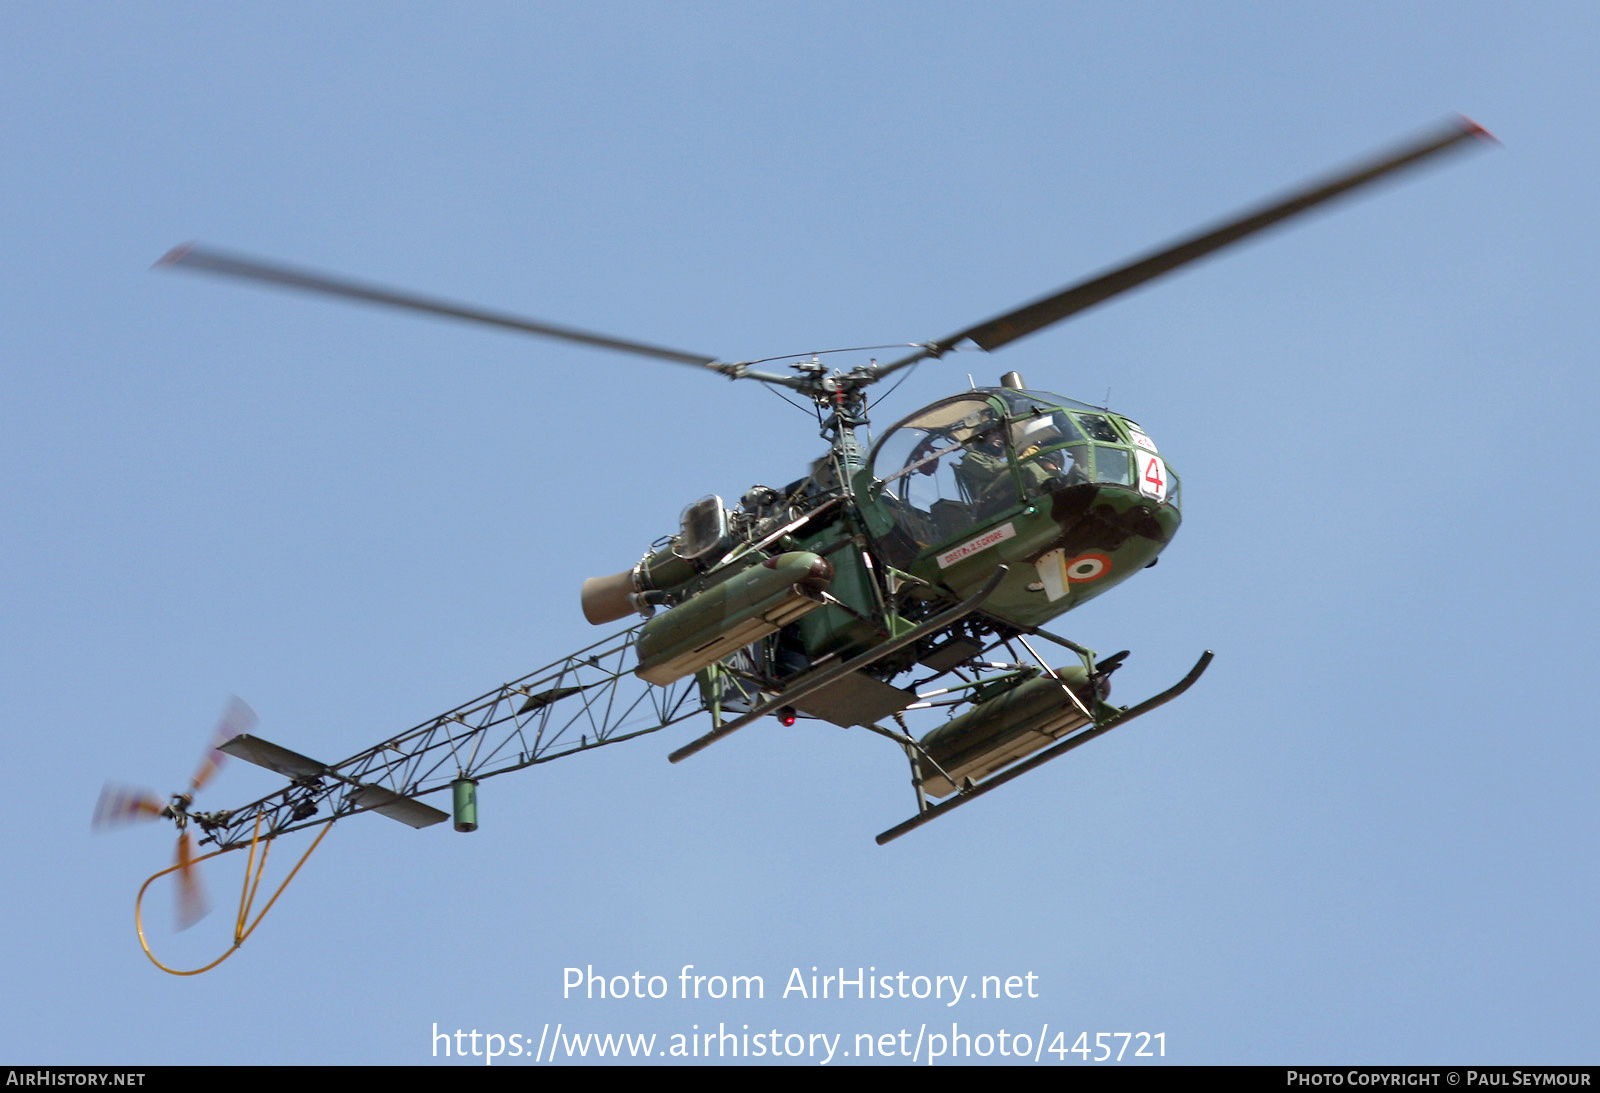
1456;115;1500;145
153;242;195;269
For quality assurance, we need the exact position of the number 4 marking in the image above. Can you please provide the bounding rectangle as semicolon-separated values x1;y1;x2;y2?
1135;451;1168;502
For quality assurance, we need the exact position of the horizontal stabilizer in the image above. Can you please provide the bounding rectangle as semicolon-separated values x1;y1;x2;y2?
218;734;327;778
349;785;449;829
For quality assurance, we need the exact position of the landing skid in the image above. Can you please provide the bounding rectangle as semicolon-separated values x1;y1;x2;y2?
875;649;1213;844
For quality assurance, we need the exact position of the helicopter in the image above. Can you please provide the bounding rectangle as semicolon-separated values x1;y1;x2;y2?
100;117;1490;969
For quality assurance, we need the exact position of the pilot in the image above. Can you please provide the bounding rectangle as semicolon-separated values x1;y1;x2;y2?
955;429;1020;517
957;420;1085;515
1012;416;1085;491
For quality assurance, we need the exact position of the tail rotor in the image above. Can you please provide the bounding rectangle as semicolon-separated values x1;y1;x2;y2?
92;698;257;930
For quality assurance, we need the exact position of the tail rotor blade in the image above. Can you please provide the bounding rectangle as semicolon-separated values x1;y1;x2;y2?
191;696;257;793
91;784;165;829
174;831;208;931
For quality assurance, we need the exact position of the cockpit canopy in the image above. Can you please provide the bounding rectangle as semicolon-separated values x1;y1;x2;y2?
867;388;1178;556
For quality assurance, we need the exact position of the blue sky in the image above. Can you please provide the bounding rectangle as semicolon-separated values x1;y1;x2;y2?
4;1;1595;1065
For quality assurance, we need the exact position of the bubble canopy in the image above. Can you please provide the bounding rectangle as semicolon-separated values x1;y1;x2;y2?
866;388;1179;557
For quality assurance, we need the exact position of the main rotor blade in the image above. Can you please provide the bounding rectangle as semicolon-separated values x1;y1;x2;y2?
877;116;1494;376
156;244;721;368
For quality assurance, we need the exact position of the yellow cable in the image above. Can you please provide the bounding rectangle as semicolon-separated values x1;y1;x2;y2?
135;820;331;976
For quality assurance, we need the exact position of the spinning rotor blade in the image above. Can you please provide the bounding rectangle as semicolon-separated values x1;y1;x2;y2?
156;244;721;368
91;784;165;828
174;831;208;930
191;696;256;793
91;700;256;930
875;116;1494;377
92;698;256;829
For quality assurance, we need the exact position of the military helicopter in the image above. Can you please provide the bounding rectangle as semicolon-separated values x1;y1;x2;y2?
100;117;1490;970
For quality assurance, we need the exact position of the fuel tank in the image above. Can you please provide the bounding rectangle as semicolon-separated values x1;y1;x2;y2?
918;666;1103;797
633;551;833;686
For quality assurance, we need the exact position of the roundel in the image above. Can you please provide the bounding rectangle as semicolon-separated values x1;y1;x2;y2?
1064;553;1112;583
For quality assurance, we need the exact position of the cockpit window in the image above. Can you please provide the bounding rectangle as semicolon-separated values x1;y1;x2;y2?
1093;445;1132;486
992;392;1176;506
873;399;999;488
1008;409;1090;490
996;388;1107;415
1075;413;1123;443
1010;408;1083;451
868;389;1179;558
870;397;1019;548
